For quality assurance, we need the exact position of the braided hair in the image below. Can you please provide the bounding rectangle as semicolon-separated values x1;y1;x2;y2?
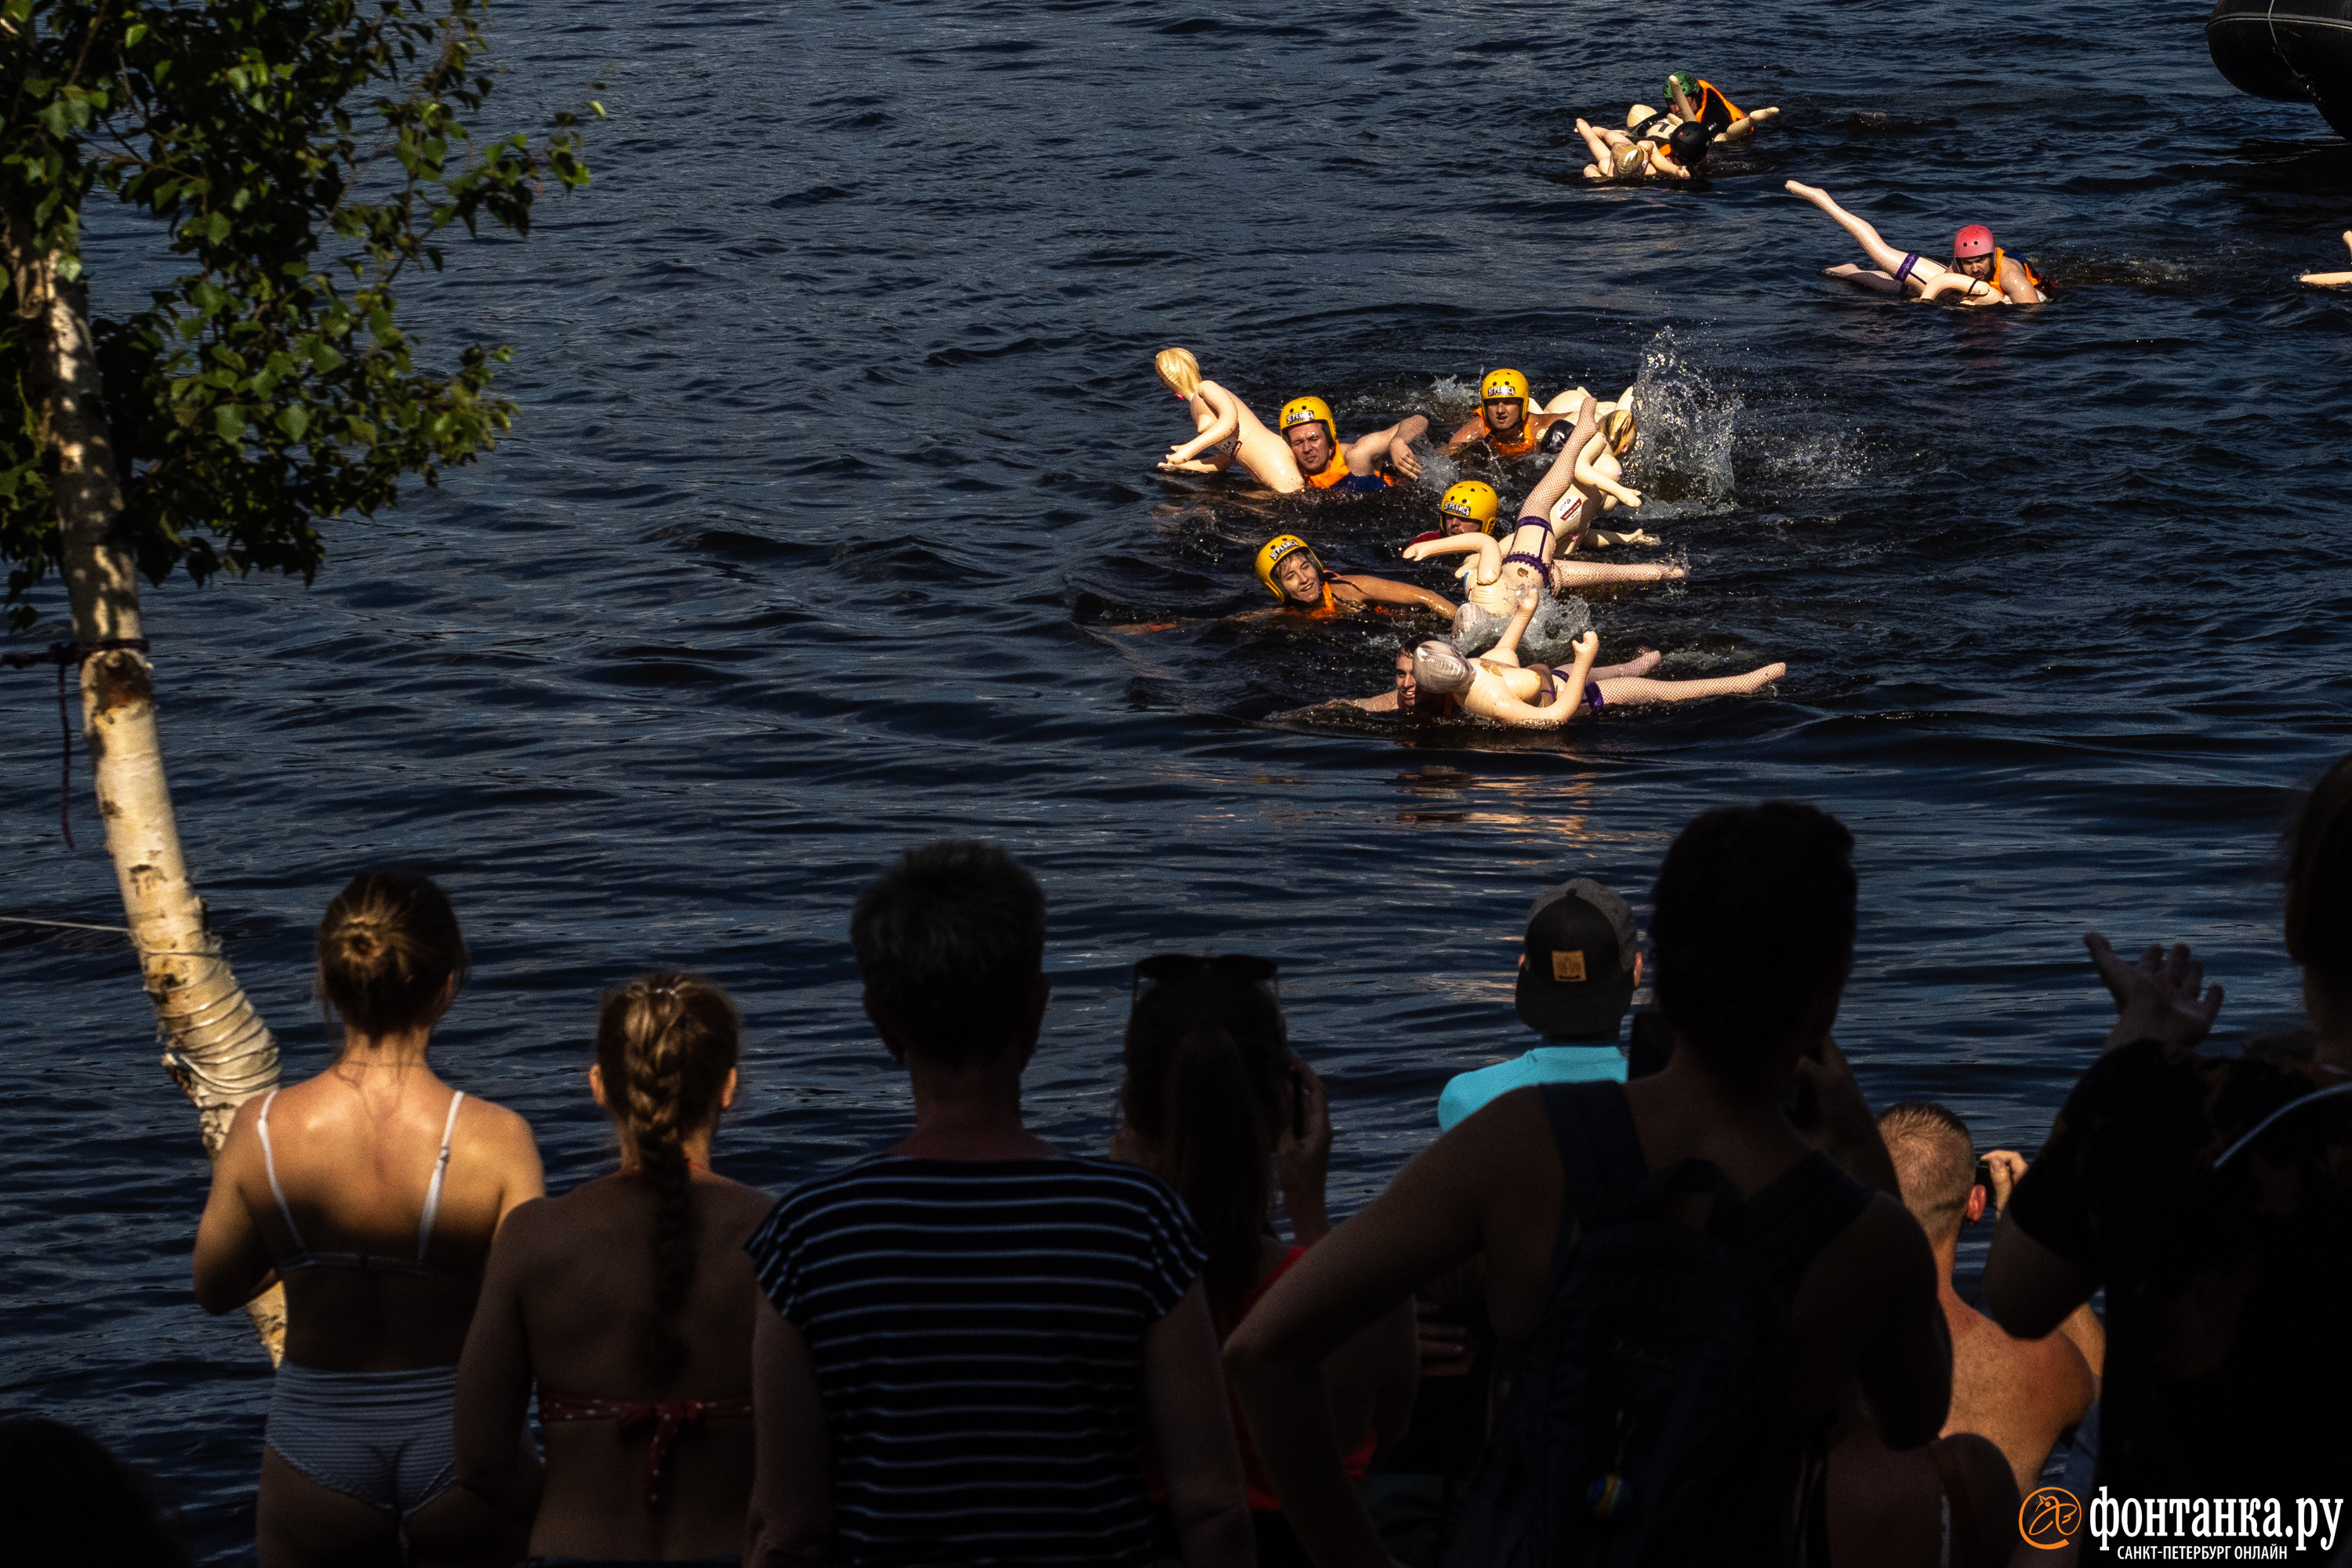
594;973;740;1376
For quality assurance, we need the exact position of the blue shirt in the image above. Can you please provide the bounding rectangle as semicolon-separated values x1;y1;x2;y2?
1437;1042;1628;1131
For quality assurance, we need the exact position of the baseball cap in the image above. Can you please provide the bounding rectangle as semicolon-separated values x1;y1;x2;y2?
1515;878;1639;1039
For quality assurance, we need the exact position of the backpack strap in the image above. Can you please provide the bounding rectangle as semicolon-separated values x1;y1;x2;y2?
1538;1080;1648;1294
1626;1156;1750;1242
1734;1152;1874;1292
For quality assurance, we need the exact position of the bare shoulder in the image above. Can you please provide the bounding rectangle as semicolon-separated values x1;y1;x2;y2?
702;1173;779;1240
460;1094;541;1152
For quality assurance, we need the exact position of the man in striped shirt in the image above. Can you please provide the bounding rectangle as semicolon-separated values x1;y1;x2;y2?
743;840;1254;1568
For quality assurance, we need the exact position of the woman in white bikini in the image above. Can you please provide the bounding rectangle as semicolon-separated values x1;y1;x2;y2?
1153;347;1308;493
456;974;771;1564
193;871;545;1567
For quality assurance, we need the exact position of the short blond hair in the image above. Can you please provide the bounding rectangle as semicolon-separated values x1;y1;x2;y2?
1626;104;1658;130
1154;347;1202;397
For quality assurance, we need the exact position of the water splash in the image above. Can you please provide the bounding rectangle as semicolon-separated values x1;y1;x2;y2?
1627;326;1739;518
1449;593;1592;662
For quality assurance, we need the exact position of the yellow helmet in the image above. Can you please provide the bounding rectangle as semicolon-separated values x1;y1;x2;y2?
1439;480;1501;534
1279;395;1337;444
1254;534;1324;601
1480;368;1531;405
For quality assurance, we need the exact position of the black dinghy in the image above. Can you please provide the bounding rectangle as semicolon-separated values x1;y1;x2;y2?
2209;0;2352;135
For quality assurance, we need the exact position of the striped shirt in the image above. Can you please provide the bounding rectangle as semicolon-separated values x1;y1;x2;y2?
746;1156;1208;1567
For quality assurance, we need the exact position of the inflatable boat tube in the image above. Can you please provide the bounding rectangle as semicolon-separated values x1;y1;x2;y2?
2208;0;2352;136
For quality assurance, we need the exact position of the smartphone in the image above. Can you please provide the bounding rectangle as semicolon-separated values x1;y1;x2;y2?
1975;1158;1994;1195
1290;1063;1309;1140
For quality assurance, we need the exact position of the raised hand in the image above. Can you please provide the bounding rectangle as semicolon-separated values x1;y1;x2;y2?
2085;931;2223;1054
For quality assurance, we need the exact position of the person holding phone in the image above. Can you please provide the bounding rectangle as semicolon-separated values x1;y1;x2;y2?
1111;953;1417;1568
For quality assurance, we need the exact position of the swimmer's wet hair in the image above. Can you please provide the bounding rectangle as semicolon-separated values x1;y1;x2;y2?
316;870;469;1039
1650;802;1857;1097
2288;750;2352;998
853;839;1046;1068
1153;347;1203;397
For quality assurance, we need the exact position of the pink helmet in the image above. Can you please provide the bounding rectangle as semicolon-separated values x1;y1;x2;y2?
1953;224;1997;259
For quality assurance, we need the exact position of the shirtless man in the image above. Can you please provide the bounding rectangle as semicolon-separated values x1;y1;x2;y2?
1404;585;1780;730
1254;534;1454;620
1788;181;2046;305
1227;802;1951;1564
1665;72;1780;143
1441;369;1564;462
2303;230;2352;287
1878;1103;2101;1493
1278;396;1428;493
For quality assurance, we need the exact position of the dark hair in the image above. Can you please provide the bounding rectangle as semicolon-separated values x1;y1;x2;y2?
1650;801;1857;1094
1878;1102;1974;1242
595;973;740;1377
0;1417;194;1568
316;870;469;1038
851;840;1045;1068
2288;751;2352;999
1123;968;1290;1315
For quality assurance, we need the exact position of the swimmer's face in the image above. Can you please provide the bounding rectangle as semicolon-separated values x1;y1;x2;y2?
1956;252;1996;280
1393;652;1418;706
1274;552;1323;602
1285;422;1334;473
1483;398;1526;436
1440;513;1483;537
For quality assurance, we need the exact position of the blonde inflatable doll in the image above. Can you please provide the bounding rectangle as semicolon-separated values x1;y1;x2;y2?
2303;232;2352;288
1152;347;1307;493
1405;400;1677;645
1577;107;1710;183
1406;586;1786;730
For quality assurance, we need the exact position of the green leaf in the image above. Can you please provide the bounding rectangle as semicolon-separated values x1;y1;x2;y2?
214;405;248;443
278;405;311;442
124;23;148;45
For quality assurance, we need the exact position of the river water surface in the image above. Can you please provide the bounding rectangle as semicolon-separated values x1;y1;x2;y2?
5;0;2350;1555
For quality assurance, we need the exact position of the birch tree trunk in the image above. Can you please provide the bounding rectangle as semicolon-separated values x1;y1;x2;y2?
4;204;288;1359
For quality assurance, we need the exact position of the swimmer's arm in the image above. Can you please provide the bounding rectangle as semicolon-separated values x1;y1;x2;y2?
1439;413;1486;456
1350;414;1428;481
1345;690;1401;712
1336;573;1454;618
1999;262;2045;303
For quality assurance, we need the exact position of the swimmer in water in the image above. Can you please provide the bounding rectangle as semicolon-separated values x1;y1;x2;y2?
1787;181;2046;304
1151;347;1308;493
1664;73;1780;143
1279;397;1428;492
1254;534;1456;621
1442;369;1566;462
1407;476;1654;549
1577;106;1713;183
1406;586;1786;730
2302;231;2352;287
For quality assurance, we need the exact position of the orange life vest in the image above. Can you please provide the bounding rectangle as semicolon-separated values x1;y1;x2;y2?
1282;580;1345;618
1482;414;1541;459
1306;449;1393;490
1695;80;1744;125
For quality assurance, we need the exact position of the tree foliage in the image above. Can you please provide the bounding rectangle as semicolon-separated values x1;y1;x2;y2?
0;0;594;630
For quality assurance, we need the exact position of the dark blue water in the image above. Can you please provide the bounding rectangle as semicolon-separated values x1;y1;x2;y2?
5;0;2350;1556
